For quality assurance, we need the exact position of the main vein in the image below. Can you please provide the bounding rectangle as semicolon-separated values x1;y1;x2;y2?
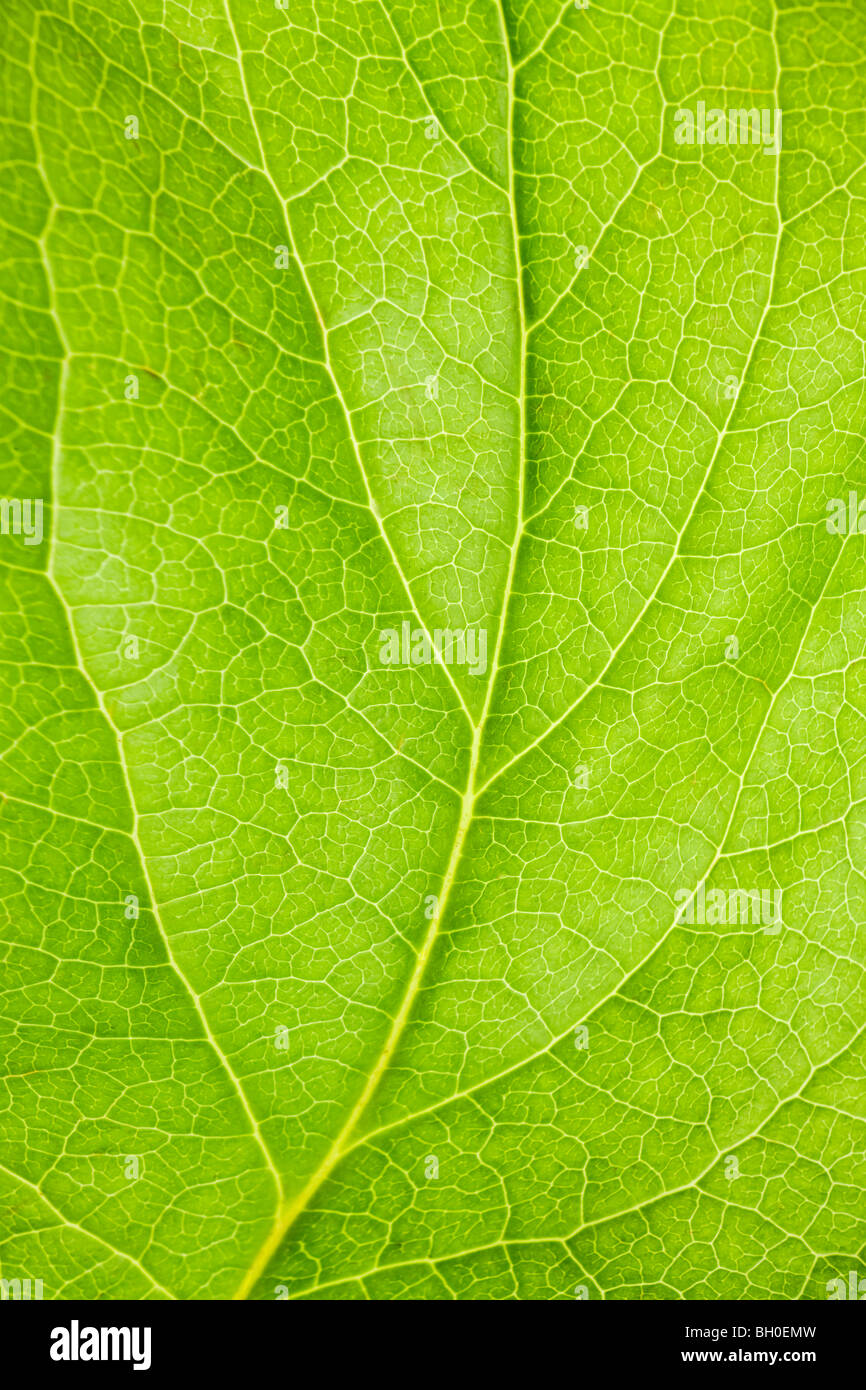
228;0;527;1298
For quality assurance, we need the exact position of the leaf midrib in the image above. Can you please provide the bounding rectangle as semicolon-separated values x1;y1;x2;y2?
225;0;528;1299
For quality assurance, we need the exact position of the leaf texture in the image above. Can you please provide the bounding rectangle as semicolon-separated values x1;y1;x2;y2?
0;0;865;1301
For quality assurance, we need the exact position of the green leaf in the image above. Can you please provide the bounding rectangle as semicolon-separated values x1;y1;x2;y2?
1;0;865;1301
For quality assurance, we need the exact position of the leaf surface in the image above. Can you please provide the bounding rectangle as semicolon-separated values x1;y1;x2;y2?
1;0;865;1300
